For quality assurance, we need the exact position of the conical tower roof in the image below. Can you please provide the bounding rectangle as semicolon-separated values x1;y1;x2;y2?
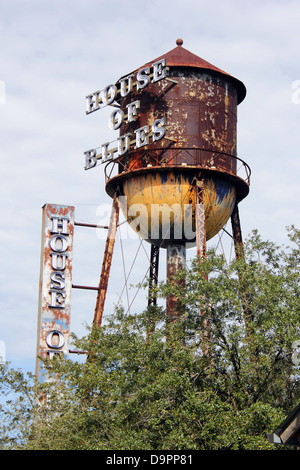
135;39;246;104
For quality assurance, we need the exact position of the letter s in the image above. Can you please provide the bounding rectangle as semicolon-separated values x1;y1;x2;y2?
152;118;166;142
50;272;65;290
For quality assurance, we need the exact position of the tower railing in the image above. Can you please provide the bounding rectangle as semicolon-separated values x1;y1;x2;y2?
104;147;251;187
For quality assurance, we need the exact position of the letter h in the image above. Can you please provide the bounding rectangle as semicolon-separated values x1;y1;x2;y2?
50;216;70;236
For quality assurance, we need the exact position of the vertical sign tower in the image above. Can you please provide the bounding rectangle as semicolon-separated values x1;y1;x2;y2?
35;204;74;383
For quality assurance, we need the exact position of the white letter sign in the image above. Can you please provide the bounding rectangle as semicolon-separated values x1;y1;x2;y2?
84;57;168;168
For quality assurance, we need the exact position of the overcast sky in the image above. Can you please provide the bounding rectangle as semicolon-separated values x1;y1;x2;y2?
0;0;299;372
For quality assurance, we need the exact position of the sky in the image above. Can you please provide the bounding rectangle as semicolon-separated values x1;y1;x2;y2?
0;0;299;373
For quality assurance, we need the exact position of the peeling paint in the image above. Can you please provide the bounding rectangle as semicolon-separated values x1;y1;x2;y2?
35;204;74;383
120;171;236;247
105;44;249;250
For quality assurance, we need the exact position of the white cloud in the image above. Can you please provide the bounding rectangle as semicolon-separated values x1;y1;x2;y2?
0;0;299;371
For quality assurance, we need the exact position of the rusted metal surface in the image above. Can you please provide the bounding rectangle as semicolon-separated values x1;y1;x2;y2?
118;40;244;162
106;148;250;205
102;41;250;325
35;204;74;383
122;69;238;161
108;148;250;189
93;192;119;327
75;221;109;229
166;244;186;322
132;39;246;104
72;284;99;291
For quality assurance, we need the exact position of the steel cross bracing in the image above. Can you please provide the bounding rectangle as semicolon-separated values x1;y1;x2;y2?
147;243;160;342
148;243;160;308
194;178;207;261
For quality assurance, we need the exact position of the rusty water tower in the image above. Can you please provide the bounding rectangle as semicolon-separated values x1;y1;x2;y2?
93;39;250;326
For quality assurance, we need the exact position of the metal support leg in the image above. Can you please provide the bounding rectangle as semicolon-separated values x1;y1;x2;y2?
93;192;119;327
231;203;245;260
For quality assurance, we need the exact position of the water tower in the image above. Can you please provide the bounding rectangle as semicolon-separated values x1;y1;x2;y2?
92;40;250;326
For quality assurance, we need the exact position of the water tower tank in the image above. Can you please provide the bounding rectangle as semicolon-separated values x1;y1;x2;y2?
105;39;249;249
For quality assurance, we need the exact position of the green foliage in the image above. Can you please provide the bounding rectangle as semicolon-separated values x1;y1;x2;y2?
0;365;35;449
0;227;299;450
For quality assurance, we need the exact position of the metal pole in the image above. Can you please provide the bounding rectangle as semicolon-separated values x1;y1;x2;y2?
231;203;245;260
93;192;120;327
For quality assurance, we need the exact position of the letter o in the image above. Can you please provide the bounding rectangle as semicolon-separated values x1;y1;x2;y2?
49;234;68;252
109;109;124;130
102;85;117;106
46;330;65;349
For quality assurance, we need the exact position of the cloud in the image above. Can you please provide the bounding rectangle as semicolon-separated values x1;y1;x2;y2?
0;0;299;371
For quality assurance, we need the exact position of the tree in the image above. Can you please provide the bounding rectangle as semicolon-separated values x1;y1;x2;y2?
0;365;35;449
0;227;299;450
